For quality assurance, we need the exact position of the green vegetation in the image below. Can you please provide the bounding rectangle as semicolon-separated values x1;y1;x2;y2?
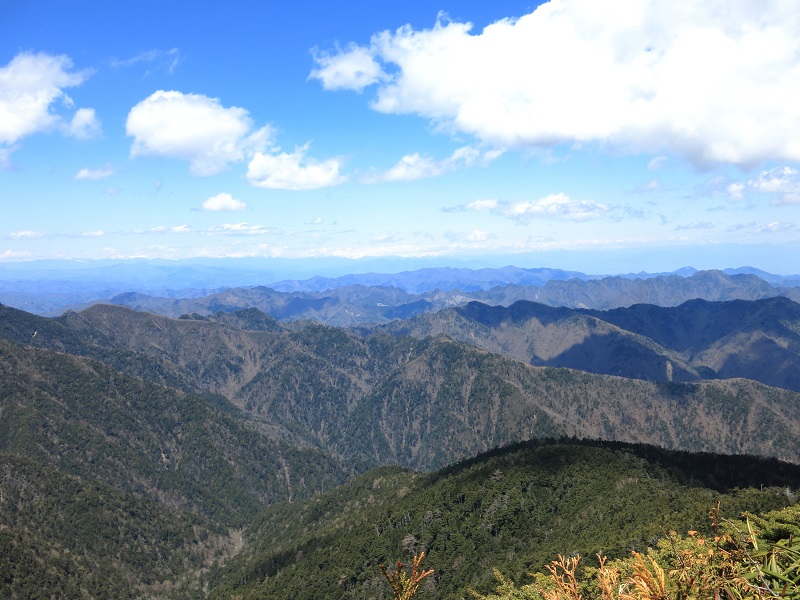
206;441;799;599
1;302;800;598
469;504;800;600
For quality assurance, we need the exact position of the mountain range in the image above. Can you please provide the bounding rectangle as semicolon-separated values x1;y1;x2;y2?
1;265;800;597
377;295;800;392
3;264;800;323
3;300;800;469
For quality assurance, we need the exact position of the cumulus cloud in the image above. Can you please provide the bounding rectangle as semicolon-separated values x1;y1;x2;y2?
749;167;800;204
0;52;98;151
126;90;274;176
309;44;385;91
726;166;800;204
246;144;345;190
727;182;746;201
448;193;607;222
363;145;502;183
74;166;114;180
202;192;247;211
504;194;609;222
311;1;800;167
63;108;101;139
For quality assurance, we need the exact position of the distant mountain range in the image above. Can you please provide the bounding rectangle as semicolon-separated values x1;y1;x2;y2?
36;269;800;328
2;262;800;319
377;296;800;393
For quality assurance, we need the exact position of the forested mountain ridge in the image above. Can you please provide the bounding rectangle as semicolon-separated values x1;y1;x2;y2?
206;440;800;599
376;296;800;392
2;302;800;468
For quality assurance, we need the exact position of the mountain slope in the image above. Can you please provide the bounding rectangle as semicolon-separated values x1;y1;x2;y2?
378;296;800;392
0;336;351;597
0;338;348;523
4;303;799;469
207;440;800;600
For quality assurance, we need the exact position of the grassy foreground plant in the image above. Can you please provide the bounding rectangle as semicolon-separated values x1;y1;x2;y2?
469;504;800;600
379;551;435;600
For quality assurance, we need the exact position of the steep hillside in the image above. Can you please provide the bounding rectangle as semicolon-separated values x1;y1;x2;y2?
0;452;233;598
590;296;800;390
207;440;800;600
378;296;800;392
0;337;350;597
4;303;799;469
0;339;347;521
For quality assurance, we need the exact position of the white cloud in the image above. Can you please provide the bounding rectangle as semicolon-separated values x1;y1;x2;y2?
750;167;800;204
727;182;745;201
149;225;191;234
647;156;667;170
206;223;274;235
0;250;32;259
674;221;714;231
727;222;756;232
81;230;105;237
0;145;16;170
467;198;499;211
310;44;385;91
312;1;800;167
62;108;101;140
445;193;608;221
442;197;499;213
757;221;796;233
126;90;274;176
246;144;345;190
363;145;502;183
111;48;181;74
504;194;609;222
202;192;247;211
0;52;97;151
74;165;114;180
9;230;45;239
725;166;800;204
466;229;490;242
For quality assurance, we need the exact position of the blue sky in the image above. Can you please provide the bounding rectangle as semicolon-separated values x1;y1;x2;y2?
2;0;800;275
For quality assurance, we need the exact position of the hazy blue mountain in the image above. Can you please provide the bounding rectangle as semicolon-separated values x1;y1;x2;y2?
5;259;799;320
377;296;800;393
